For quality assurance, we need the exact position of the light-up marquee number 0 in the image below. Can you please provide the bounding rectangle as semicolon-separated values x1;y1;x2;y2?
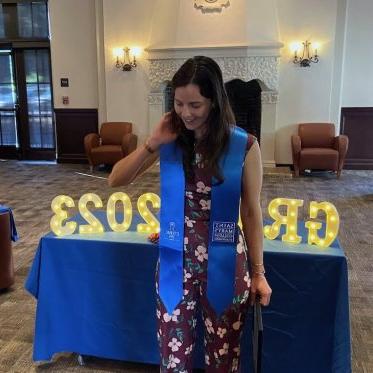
107;192;133;232
50;192;160;237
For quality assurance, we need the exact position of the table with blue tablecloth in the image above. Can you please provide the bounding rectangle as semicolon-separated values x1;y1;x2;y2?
25;214;351;373
0;204;19;241
0;204;18;289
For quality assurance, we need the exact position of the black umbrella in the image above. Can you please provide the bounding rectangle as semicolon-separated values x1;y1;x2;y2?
252;297;263;373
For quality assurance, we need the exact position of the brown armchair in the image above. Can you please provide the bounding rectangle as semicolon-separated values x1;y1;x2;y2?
84;122;137;171
0;211;14;290
291;123;349;178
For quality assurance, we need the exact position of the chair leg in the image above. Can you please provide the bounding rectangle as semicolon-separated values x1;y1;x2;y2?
89;165;93;173
337;170;341;178
294;168;300;177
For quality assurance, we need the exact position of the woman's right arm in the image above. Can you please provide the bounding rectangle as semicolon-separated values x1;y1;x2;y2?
107;141;159;187
108;112;177;187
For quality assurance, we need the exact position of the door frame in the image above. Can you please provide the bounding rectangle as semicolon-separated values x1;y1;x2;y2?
0;42;56;160
0;45;18;158
14;46;56;160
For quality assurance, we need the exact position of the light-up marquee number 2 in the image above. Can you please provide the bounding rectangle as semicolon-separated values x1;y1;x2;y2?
50;192;160;237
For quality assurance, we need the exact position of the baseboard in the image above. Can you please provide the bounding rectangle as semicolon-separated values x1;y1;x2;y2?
57;155;89;164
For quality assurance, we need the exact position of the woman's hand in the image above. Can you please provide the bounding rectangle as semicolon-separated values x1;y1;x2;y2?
147;112;178;151
250;274;272;307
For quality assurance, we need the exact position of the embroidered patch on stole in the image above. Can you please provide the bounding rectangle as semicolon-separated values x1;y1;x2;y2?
212;221;236;243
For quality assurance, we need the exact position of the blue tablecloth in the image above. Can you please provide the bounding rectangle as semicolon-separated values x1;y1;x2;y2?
25;215;351;372
0;204;19;241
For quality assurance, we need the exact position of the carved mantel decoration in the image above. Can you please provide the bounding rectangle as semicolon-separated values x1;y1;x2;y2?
148;56;279;93
194;0;230;13
146;44;282;93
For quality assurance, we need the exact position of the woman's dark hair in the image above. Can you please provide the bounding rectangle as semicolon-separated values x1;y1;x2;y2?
170;56;235;182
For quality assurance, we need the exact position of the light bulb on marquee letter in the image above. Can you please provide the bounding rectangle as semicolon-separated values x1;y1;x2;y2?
50;195;77;236
305;201;339;248
107;192;133;232
264;198;304;244
137;193;160;233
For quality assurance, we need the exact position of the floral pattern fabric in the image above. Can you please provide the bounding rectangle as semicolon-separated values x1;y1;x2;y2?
156;136;256;373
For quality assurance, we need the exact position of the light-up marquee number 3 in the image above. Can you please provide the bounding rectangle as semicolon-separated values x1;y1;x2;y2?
50;192;160;237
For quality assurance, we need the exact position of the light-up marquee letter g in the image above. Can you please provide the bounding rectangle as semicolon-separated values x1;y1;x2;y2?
305;201;340;248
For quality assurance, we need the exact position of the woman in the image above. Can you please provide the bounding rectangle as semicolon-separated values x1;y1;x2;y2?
109;56;271;372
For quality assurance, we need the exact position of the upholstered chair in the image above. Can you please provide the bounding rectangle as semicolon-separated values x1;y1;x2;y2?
0;210;14;290
84;122;137;171
291;123;349;178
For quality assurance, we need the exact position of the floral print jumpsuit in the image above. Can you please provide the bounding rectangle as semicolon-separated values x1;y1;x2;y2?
156;137;256;372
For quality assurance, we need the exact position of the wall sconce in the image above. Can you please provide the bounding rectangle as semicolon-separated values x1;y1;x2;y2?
292;41;319;67
115;47;138;71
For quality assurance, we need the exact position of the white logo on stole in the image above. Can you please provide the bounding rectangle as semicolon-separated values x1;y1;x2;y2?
212;221;236;243
166;222;180;241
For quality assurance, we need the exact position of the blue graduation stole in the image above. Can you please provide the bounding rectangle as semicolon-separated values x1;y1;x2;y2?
159;127;248;316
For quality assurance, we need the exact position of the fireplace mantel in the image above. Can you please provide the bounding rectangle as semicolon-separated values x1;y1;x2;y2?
146;43;283;92
146;42;283;57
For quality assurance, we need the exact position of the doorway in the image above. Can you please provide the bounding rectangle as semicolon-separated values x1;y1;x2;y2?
0;1;55;160
0;47;55;160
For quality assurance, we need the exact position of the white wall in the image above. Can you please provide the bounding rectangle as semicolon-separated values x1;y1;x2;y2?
341;0;373;107
275;0;338;164
95;0;107;125
103;0;156;143
49;0;98;109
330;0;347;131
149;0;279;48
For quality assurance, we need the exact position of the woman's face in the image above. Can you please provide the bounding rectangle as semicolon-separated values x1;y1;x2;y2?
174;83;212;138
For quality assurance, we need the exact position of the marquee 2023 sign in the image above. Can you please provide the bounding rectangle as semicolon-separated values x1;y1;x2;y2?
50;192;160;237
50;194;339;248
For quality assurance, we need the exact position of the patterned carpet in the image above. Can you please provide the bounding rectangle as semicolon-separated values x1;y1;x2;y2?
0;160;372;372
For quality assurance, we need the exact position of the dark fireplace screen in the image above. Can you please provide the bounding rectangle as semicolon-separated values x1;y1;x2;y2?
225;79;262;143
164;78;262;143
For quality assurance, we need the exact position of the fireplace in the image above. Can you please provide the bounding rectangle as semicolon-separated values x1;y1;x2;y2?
146;45;281;167
164;78;262;143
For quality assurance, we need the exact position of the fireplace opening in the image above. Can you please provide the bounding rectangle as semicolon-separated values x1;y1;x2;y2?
163;79;262;143
225;79;262;143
